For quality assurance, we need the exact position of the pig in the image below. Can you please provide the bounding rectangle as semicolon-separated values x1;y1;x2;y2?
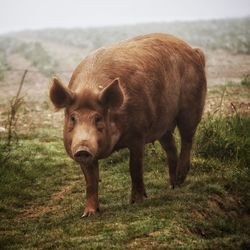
49;33;206;217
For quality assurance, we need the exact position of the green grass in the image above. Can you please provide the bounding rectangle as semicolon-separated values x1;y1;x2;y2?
241;75;250;88
196;114;250;166
0;113;249;250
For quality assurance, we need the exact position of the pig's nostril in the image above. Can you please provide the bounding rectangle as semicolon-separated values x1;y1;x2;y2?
74;150;93;160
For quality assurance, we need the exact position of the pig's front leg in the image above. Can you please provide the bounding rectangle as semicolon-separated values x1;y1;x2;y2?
80;161;100;217
129;140;147;203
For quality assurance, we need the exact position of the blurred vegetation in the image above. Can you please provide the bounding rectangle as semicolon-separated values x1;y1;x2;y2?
16;17;250;54
0;17;249;80
0;49;10;81
0;36;22;53
241;75;250;87
0;37;57;76
14;42;57;75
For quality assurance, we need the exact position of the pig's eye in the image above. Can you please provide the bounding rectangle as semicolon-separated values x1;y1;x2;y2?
70;114;76;124
94;114;103;125
94;114;104;132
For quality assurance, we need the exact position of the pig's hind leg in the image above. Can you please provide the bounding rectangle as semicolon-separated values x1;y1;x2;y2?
176;111;201;186
159;130;178;189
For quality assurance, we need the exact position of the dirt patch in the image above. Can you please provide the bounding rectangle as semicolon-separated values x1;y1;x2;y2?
206;49;250;86
191;194;241;226
18;204;60;219
148;228;171;237
51;185;74;201
205;84;250;116
17;182;77;220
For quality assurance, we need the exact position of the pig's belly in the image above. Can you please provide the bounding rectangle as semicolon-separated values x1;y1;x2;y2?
144;116;175;143
144;128;167;143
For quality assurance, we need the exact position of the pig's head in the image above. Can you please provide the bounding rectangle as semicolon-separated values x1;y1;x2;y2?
49;77;124;164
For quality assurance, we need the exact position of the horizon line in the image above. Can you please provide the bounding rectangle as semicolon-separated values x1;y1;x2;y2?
0;15;249;36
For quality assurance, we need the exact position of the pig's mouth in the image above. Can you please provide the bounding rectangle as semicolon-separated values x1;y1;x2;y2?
73;146;95;164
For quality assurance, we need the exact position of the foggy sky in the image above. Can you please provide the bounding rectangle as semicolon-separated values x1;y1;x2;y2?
0;0;249;34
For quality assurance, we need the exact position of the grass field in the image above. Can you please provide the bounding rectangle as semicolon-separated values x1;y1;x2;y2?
0;82;250;249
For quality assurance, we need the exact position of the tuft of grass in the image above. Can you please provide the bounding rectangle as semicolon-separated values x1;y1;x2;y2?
196;114;250;167
241;75;250;88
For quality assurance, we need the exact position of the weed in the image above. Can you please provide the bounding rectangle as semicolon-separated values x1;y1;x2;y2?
195;114;250;167
241;75;250;88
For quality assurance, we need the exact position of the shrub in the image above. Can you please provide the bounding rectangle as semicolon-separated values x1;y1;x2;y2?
195;114;250;167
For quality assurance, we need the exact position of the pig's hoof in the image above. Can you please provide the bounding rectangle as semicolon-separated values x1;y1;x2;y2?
130;191;147;204
175;174;186;186
170;178;176;189
81;207;100;218
176;166;190;186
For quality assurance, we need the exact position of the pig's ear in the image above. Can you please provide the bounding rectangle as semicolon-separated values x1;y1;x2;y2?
49;77;75;110
99;78;124;109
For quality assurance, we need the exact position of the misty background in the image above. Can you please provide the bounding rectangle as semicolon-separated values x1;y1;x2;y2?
0;0;249;33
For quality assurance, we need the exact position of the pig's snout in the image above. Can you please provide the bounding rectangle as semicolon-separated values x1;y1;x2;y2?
73;146;94;163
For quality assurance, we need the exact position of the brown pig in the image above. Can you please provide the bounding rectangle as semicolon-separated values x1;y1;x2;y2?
49;33;206;217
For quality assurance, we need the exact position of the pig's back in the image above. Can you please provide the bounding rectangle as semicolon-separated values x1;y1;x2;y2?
70;33;204;91
70;33;206;141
